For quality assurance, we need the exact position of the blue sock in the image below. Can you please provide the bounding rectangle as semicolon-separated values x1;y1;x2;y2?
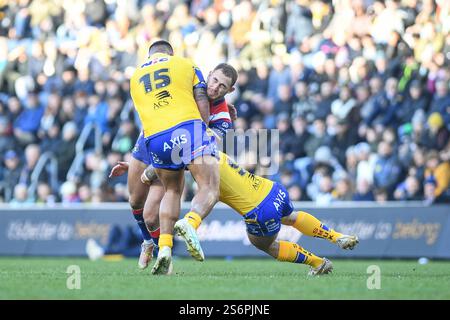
150;228;160;257
132;209;151;241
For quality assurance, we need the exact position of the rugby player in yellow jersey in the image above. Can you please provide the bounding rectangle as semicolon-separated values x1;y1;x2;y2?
129;40;221;273
111;152;359;276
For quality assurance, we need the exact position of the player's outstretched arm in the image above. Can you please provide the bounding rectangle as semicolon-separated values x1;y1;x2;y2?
109;161;129;178
109;160;156;186
194;87;210;124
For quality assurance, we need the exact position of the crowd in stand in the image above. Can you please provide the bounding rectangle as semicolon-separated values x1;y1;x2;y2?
0;0;448;205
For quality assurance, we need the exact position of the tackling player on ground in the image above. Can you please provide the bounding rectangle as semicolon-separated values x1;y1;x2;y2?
112;151;359;276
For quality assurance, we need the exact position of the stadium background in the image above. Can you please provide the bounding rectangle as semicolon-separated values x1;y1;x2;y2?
0;0;449;299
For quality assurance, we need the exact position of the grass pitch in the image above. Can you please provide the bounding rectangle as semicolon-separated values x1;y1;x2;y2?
1;257;449;300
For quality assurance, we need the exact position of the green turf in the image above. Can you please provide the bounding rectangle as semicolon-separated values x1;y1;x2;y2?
0;257;449;300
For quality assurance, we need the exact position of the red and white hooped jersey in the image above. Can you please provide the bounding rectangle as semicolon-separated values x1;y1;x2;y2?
209;98;231;123
209;98;233;137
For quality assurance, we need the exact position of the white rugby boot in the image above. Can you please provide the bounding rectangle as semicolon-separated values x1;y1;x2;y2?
138;241;154;270
151;246;172;275
308;258;333;276
336;235;359;250
174;218;205;261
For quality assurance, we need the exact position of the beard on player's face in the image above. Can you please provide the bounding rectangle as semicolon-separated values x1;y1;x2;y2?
207;71;231;101
207;86;221;100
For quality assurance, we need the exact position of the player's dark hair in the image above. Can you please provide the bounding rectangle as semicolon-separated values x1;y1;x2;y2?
213;63;238;87
148;40;174;56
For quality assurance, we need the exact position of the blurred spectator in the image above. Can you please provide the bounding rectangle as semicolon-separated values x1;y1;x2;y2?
54;121;78;181
0;112;15;155
36;182;57;204
428;79;450;124
285;0;313;50
288;184;303;201
304;118;328;158
276;113;295;157
331;85;356;121
345;146;358;182
78;183;93;203
396;79;430;124
305;146;345;201
409;147;426;183
313;81;336;120
393;175;422;201
326;116;359;166
13;92;44;145
111;120;138;155
267;54;290;103
11;183;31;205
352;179;375;201
360;76;384;124
423;175;438;205
422;112;449;151
355;142;375;186
373;140;402;196
332;175;353;201
39;123;61;155
292;81;316;122
313;174;334;205
283;115;310;162
424;151;450;202
83;151;107;191
274;84;293;115
60;180;80;203
18;143;41;186
365;77;403;131
2;150;22;201
374;188;389;204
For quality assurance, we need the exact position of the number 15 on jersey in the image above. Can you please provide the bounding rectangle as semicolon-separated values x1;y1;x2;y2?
139;68;171;93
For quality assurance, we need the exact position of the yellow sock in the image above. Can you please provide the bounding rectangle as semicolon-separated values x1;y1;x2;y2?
277;240;323;268
293;211;343;243
159;234;173;249
184;211;202;230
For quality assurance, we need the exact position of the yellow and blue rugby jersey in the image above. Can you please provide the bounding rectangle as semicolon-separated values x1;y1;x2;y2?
130;53;206;137
218;152;274;215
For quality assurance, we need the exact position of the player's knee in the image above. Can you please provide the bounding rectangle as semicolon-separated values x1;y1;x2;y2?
143;206;158;225
197;184;219;203
208;187;220;202
128;187;147;209
207;182;220;198
164;188;183;197
129;197;145;211
145;218;158;231
281;215;295;226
